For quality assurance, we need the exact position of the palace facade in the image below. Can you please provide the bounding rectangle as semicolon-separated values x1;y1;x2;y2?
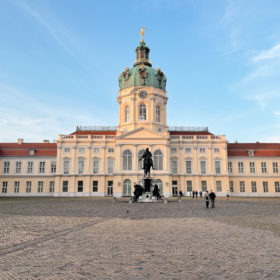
1;39;280;197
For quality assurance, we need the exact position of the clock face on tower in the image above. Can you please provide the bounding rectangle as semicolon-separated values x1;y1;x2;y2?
138;90;147;99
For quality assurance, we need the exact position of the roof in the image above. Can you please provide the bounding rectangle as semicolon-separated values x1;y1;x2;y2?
227;143;280;157
170;131;213;135
0;143;57;157
71;131;116;135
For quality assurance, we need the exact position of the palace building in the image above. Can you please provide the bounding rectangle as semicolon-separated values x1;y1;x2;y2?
1;37;280;197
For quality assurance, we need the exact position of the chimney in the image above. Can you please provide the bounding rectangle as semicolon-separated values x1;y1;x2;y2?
43;140;50;143
18;138;23;144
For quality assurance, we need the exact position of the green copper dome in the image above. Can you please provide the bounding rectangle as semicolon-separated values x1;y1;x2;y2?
119;41;167;91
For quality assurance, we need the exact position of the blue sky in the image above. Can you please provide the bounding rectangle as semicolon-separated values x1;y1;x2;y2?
1;0;280;143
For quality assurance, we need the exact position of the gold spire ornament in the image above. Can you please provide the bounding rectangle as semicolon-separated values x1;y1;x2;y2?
139;27;147;42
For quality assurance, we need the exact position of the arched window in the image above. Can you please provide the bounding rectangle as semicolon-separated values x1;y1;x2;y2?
138;149;145;170
154;150;163;170
123;179;131;196
125;105;130;123
155;179;163;196
139;104;146;121
156;105;160;122
123;150;132;170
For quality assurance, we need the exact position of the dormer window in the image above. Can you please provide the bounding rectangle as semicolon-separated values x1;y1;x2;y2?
248;150;254;157
29;149;35;156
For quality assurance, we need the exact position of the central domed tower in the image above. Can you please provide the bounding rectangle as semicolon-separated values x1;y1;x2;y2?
117;36;168;135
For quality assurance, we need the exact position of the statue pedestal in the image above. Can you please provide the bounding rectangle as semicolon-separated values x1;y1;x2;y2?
137;192;163;203
136;176;163;203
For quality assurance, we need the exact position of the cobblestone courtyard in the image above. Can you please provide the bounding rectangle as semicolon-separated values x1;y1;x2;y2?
0;197;279;280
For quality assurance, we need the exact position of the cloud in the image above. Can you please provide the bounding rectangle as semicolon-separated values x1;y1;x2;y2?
14;1;93;70
0;83;96;142
252;43;280;62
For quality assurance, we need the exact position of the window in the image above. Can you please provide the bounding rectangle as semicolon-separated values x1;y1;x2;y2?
185;148;191;153
154;150;163;170
93;181;98;192
171;147;177;153
26;181;31;193
273;162;278;174
2;182;7;193
62;181;68;192
229;181;234;193
14;181;19;193
201;181;207;192
49;181;55;193
38;181;43;193
214;148;220;153
138;150;145;170
39;162;45;173
125;105;130;122
15;162;21;173
250;162;255;173
3;162;10;174
108;148;114;153
93;158;99;174
63;159;70;174
78;181;83;192
78;147;85;154
215;161;221;174
139;104;146;121
275;182;280;192
238;162;244;174
263;181;268;193
123;150;132;170
27;162;33;173
199;148;206;153
187;181;192;192
200;161;206;175
240;181;245;192
107;158;114;174
78;159;85;174
171;158;177;174
248;150;254;157
123;179;131;196
156;105;160;122
93;147;100;153
261;162;267;174
64;147;71;153
186;160;192;174
51;162;56;173
251;181;257;192
228;162;232;173
216;181;222;192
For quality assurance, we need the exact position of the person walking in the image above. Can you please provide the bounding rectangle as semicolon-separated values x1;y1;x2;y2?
209;190;216;208
205;191;209;208
179;190;183;198
199;191;202;198
195;190;198;198
192;190;195;198
226;190;230;200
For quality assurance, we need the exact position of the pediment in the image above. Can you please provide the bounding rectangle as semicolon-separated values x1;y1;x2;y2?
118;127;167;140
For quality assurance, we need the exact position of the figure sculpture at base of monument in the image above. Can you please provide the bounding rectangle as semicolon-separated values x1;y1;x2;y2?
139;148;154;177
152;184;161;200
133;184;144;202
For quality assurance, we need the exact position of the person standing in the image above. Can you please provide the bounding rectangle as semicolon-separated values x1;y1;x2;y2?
195;190;198;198
192;190;195;198
179;190;183;198
199;191;202;198
209;190;216;208
205;191;209;208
